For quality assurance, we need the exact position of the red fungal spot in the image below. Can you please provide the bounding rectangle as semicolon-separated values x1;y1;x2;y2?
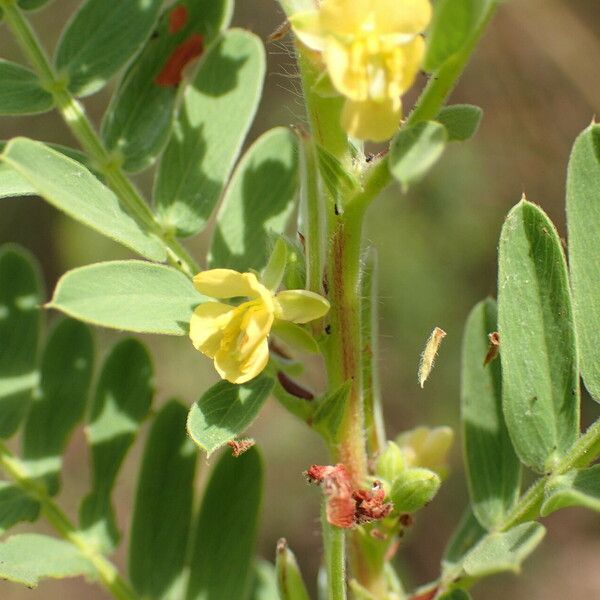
168;5;189;34
353;481;393;525
155;33;204;87
227;439;255;457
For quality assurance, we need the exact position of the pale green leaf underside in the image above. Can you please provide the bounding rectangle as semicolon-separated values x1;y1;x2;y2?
49;261;204;335
442;509;486;573
0;534;95;587
566;125;600;403
436;104;483;142
187;377;274;455
462;299;520;530
498;200;579;473
0;138;165;261
462;522;545;578
541;465;600;516
155;29;266;237
251;560;279;600
389;121;447;191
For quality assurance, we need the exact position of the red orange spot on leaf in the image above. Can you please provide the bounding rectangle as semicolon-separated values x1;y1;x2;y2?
155;33;204;87
168;5;189;34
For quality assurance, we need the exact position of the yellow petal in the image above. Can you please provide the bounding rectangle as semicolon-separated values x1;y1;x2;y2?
289;10;325;51
214;337;270;384
238;303;274;358
192;269;264;299
275;290;330;324
189;302;235;358
320;0;370;36
341;97;401;142
324;37;366;101
374;0;432;35
398;36;425;92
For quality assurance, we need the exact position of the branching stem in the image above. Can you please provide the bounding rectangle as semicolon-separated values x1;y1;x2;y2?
0;0;199;277
0;442;137;600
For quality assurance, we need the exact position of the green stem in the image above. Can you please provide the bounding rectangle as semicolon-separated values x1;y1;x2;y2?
0;442;137;600
361;248;385;457
298;130;324;296
322;503;347;600
437;417;600;593
324;199;368;486
0;0;199;277
406;2;501;127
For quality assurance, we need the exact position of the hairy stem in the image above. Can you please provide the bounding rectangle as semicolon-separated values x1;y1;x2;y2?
0;0;199;277
0;442;137;600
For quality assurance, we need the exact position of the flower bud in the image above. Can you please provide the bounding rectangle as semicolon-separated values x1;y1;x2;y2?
375;441;406;483
276;538;311;600
395;426;454;478
390;467;441;513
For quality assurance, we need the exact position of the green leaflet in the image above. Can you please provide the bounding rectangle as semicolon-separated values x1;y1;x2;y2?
271;321;320;355
187;377;274;456
155;29;266;237
313;382;351;444
566;125;600;403
436;105;483;142
276;540;311;600
251;560;279;600
0;483;40;535
186;447;263;600
0;245;43;438
442;509;486;573
389;121;447;192
498;200;579;473
0;60;53;115
0;141;96;199
49;260;204;335
22;319;94;495
275;0;314;17
79;339;154;552
129;401;197;600
55;0;163;97
209;127;299;272
0;138;166;261
462;299;520;530
101;0;233;172
424;0;492;72
462;522;545;578
0;534;95;587
541;465;600;516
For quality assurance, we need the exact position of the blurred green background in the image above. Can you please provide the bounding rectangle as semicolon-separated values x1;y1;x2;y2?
1;0;600;598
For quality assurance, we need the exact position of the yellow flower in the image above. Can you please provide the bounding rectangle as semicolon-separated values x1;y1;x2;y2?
189;269;330;384
290;0;432;141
